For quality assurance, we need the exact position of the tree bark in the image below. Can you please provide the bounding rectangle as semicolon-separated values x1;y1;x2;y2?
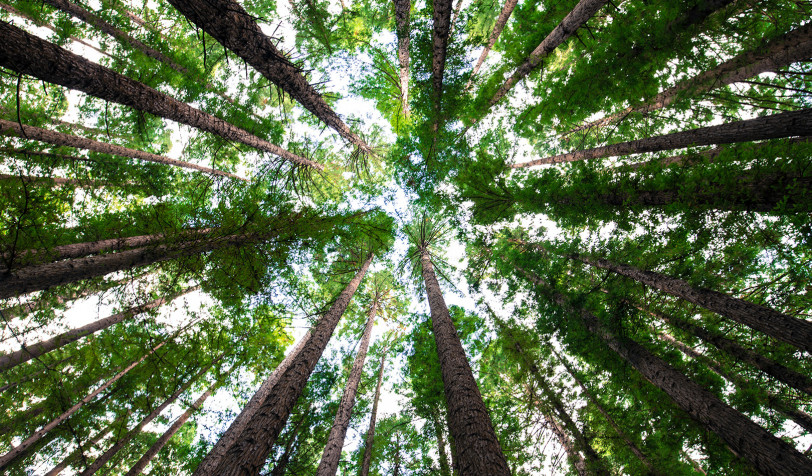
565;251;812;353
360;349;387;476
0;118;242;179
393;0;411;117
316;301;378;476
553;349;661;475
78;359;222;476
420;250;510;475
431;0;453;115
567;23;812;134
512;108;812;168
465;0;519;89
0;286;197;372
192;329;313;475
650;307;812;395
165;0;372;155
269;413;306;476
0;338;169;470
0;173;87;187
204;254;373;476
45;410;131;476
0;21;318;170
518;267;812;476
548;412;586;476
485;0;608;110
655;329;812;433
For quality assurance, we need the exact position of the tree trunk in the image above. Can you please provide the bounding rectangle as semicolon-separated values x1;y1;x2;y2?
4;229;213;270
0;118;242;179
393;0;411;117
485;0;608;110
518;267;812;476
360;349;387;476
567;23;812;134
165;0;372;155
0;404;45;438
431;0;452;117
192;329;313;475
78;359;223;476
444;409;460;475
0;21;318;170
512;108;812;168
553;349;661;475
420;250;510;475
0;231;269;299
43;0;188;74
0;356;71;393
548;412;586;476
0;173;87;187
650;307;812;396
565;251;812;353
465;0;519;89
0;286;197;372
316;301;378;476
269;414;305;476
0;338;169;470
45;410;131;476
655;329;812;433
431;410;452;476
204;254;373;476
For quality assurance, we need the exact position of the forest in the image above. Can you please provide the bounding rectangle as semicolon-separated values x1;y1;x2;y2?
0;0;810;474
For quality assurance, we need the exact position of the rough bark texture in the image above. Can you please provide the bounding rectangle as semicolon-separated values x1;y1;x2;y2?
431;0;453;116
512;108;812;167
0;118;241;178
652;308;812;395
124;378;219;476
192;330;313;476
0;340;166;470
360;350;387;476
554;350;661;475
394;0;411;117
165;0;371;154
420;250;510;475
316;303;377;476
0;21;317;169
43;0;188;74
520;267;812;476
568;22;812;134
0;287;196;372
655;330;812;433
466;0;519;88
486;0;608;109
207;254;373;476
79;361;218;476
0;232;263;300
568;252;812;353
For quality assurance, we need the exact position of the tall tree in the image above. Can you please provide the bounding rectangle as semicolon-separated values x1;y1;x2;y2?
394;0;411;117
465;0;519;89
360;342;391;476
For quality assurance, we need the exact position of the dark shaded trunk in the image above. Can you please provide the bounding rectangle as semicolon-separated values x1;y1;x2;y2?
431;0;452;119
0;287;197;372
393;0;411;117
553;349;661;475
568;23;812;134
565;251;812;353
547;411;586;476
0;356;71;393
444;409;460;475
360;350;387;476
420;250;510;475
316;302;377;476
0;118;241;178
0;338;169;470
512;108;812;167
45;410;131;476
270;415;305;476
431;410;452;476
192;330;313;475
165;0;372;155
651;307;812;395
205;254;373;476
485;0;607;109
0;21;317;170
465;0;518;88
0;231;272;300
655;330;812;433
518;266;812;476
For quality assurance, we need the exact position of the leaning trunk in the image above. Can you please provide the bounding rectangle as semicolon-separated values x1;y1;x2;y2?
0;22;317;169
420;250;510;475
393;0;411;117
316;302;378;476
45;410;131;476
360;350;387;476
518;266;812;475
205;254;373;476
0;286;197;372
431;0;452;116
465;0;519;88
512;108;812;167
